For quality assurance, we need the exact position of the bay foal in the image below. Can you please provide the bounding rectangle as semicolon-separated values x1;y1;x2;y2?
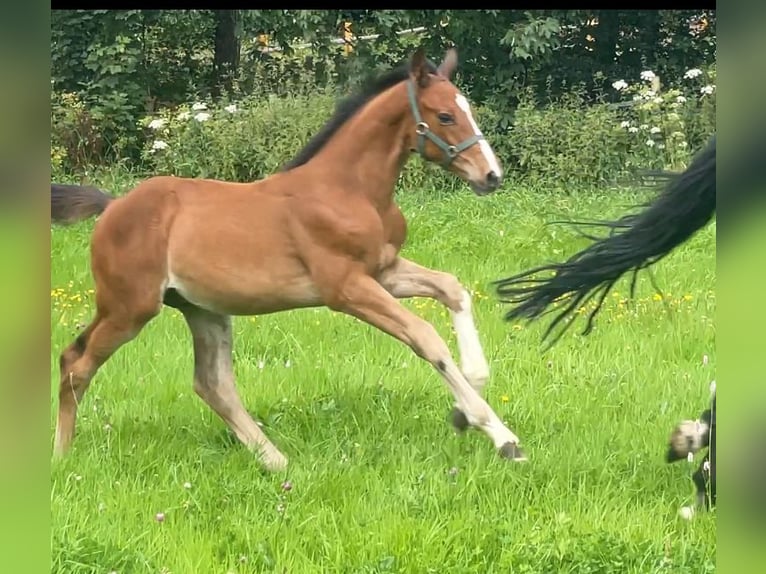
52;48;526;471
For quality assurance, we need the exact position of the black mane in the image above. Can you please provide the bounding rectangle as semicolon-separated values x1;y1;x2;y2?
280;59;438;172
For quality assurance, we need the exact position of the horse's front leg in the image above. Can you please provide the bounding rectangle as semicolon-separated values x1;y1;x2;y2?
376;256;493;431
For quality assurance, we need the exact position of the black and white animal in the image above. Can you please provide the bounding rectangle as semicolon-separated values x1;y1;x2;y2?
666;383;716;519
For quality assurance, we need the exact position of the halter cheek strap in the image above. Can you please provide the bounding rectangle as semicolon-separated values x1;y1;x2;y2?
406;79;484;167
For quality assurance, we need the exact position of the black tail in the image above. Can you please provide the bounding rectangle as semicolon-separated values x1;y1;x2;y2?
494;134;716;346
51;183;114;225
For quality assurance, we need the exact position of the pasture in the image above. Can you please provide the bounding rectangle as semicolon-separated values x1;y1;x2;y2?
51;176;716;573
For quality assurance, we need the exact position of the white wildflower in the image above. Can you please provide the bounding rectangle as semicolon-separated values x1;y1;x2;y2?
628;126;639;133
653;97;663;104
678;141;688;148
640;70;656;81
645;90;656;98
700;85;715;95
612;79;628;91
684;68;703;79
177;111;191;121
650;126;661;134
148;118;166;130
645;139;655;147
658;143;666;149
224;104;238;114
620;120;631;128
194;112;211;122
671;131;685;139
639;124;649;130
667;112;680;121
192;102;208;111
151;140;168;151
676;95;687;104
632;94;643;101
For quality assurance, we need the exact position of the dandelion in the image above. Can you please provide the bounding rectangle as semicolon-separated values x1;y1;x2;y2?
177;111;191;121
155;512;165;523
281;480;292;492
192;102;207;111
645;139;655;147
152;140;168;151
183;481;192;489
700;85;715;95
194;112;211;122
640;70;656;81
620;120;631;128
628;126;639;133
652;293;662;301
224;104;238;113
148;118;166;130
612;79;628;91
501;394;510;403
684;68;703;79
676;95;687;104
649;126;661;134
447;466;459;477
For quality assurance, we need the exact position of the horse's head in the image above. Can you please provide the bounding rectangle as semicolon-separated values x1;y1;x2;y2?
406;47;503;196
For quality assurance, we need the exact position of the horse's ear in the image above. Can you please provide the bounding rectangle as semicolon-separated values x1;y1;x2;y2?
409;47;430;88
437;48;458;79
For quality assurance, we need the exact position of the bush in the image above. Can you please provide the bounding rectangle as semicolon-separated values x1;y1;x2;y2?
137;91;464;192
53;62;715;192
505;89;630;188
501;63;716;188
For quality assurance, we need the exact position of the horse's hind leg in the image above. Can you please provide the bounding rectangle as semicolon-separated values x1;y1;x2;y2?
180;304;287;472
55;310;152;456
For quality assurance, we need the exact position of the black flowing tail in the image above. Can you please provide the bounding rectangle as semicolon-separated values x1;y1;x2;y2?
51;183;114;225
494;134;716;345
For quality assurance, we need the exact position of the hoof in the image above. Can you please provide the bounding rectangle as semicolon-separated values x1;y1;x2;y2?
450;407;470;432
261;449;289;472
498;441;527;462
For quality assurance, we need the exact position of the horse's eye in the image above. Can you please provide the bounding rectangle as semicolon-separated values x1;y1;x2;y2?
437;112;455;125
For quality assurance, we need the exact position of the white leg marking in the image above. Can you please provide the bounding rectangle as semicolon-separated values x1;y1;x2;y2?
455;93;502;178
450;289;489;392
440;358;522;451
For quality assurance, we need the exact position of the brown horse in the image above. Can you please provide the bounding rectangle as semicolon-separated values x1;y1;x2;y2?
52;48;526;472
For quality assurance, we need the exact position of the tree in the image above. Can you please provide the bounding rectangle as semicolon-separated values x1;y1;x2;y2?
212;10;241;97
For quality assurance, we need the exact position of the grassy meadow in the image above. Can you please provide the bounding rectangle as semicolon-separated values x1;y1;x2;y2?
50;176;716;573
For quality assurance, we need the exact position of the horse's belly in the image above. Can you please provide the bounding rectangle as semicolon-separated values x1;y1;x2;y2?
166;251;322;316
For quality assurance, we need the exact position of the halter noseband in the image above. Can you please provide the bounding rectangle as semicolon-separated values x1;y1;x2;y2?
406;78;484;167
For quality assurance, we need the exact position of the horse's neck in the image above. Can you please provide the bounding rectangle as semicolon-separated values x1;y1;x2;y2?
310;83;412;211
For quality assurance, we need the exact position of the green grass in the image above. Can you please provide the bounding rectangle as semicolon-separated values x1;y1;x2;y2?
50;176;716;573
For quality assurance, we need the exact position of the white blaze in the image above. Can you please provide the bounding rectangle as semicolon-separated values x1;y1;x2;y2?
455;94;502;179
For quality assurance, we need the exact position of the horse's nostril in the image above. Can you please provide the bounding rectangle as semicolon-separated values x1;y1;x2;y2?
486;171;500;188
